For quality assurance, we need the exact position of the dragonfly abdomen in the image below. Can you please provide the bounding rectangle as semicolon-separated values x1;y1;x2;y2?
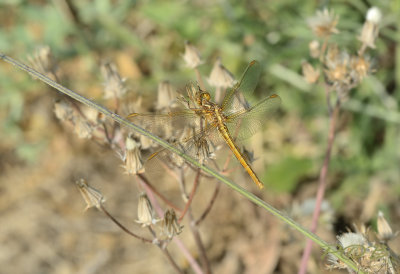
216;120;264;189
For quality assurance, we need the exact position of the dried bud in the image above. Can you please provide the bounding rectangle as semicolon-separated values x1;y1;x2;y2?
54;100;73;121
76;179;105;211
81;106;100;124
309;40;320;58
156;81;178;110
123;135;145;175
377;211;395;242
135;193;158;227
358;7;381;51
28;45;58;80
73;117;93;139
161;209;183;239
324;44;351;87
302;61;320;84
194;136;215;164
207;58;236;89
337;232;367;249
350;55;371;82
101;61;127;99
307;9;339;38
182;41;203;69
366;6;382;25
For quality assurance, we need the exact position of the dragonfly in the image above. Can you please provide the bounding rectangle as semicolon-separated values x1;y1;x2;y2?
128;60;281;189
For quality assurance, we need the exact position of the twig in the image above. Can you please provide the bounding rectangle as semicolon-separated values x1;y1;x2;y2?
188;206;212;274
298;99;341;274
137;174;183;212
147;225;184;274
161;248;185;274
195;182;220;225
179;169;211;273
179;168;201;222
99;204;152;243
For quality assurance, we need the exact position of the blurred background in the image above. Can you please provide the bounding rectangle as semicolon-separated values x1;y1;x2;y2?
0;0;399;273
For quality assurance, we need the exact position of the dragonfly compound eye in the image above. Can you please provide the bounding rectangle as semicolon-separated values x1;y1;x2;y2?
200;92;211;101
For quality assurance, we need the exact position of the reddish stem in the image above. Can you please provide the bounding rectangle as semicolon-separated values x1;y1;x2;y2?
298;99;340;274
137;174;183;212
178;169;201;223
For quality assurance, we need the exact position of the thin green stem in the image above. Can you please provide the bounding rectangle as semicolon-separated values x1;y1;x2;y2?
0;53;363;273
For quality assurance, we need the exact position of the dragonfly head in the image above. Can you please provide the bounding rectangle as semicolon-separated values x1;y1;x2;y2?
198;91;211;104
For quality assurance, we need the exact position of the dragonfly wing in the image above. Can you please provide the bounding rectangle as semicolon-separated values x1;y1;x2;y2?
226;94;281;141
221;60;262;112
127;110;198;141
145;120;220;168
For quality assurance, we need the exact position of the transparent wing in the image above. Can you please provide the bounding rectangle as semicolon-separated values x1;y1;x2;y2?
145;120;221;168
221;60;262;113
127;110;198;140
226;94;281;141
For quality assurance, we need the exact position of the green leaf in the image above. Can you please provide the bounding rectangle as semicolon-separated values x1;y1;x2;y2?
263;157;313;192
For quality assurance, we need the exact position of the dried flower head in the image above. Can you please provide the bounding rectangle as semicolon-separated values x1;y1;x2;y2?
161;209;183;239
308;9;339;38
101;61;127;99
123;135;145;174
182;41;203;69
54;100;73;121
194;135;215;164
309;40;320;58
28;45;58;80
76;179;105;211
156;81;178;110
72;116;93;139
324;44;352;89
135;193;158;227
207;58;236;89
377;211;395;243
358;7;381;51
326;232;399;273
350;55;371;82
302;61;320;84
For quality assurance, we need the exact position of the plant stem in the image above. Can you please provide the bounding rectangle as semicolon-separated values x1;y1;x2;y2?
99;204;153;243
196;182;220;225
179;169;201;222
137;174;183;212
298;99;340;274
161;248;185;274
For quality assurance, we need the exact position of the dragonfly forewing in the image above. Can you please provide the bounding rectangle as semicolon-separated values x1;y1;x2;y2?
221;60;262;113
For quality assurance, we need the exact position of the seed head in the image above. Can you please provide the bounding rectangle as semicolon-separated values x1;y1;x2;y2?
302;61;320;84
161;209;183;239
54;100;73;121
207;58;236;89
350;55;371;82
123;135;145;175
377;211;395;243
73;116;93;139
307;9;339;38
309;40;320;58
135;193;158;227
28;45;58;80
182;41;203;69
101;61;127;99
76;179;105;211
156;81;178;110
358;7;381;51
